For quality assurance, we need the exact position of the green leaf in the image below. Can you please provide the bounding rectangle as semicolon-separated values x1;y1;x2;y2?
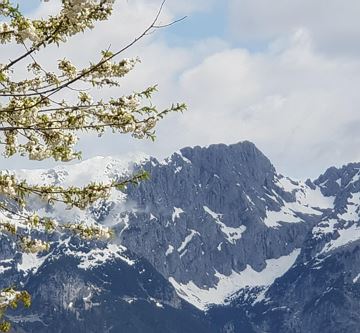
0;72;6;82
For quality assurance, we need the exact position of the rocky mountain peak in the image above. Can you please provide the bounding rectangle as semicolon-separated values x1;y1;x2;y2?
179;141;275;185
314;162;360;196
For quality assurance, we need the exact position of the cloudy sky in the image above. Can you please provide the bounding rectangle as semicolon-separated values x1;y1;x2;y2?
4;0;360;179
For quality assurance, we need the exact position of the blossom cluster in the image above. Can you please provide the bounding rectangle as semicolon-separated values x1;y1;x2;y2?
0;288;31;332
20;236;50;253
64;223;113;239
62;0;115;28
88;57;140;86
25;214;59;232
17;19;39;43
0;173;17;197
0;220;17;234
0;0;115;46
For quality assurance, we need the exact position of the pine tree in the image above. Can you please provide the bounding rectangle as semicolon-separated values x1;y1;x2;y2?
0;1;185;330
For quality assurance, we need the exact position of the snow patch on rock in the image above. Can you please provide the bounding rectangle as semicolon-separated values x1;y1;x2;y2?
172;207;184;222
321;223;360;253
203;206;246;243
17;253;49;276
178;230;199;253
169;248;300;311
69;243;135;270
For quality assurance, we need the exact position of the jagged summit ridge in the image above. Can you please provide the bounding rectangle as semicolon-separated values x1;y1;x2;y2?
179;141;276;186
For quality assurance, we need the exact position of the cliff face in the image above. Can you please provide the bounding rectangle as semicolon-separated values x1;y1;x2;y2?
7;240;214;333
121;142;331;303
1;142;359;332
208;161;360;333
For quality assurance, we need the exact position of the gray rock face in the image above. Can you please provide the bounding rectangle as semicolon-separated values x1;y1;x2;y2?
7;239;214;333
120;142;325;288
208;161;360;333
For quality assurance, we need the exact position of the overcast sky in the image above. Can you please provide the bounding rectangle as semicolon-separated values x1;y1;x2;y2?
3;0;360;179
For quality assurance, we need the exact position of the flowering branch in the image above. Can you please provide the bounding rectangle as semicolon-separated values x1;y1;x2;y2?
0;0;186;331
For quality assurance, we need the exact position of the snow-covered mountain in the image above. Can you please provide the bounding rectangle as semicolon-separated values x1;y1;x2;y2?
1;141;359;332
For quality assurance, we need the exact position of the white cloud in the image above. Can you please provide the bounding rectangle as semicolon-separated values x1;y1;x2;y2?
228;0;360;56
173;29;360;178
2;1;360;180
152;0;218;15
74;25;360;179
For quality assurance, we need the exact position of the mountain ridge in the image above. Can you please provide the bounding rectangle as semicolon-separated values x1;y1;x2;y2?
1;141;359;332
